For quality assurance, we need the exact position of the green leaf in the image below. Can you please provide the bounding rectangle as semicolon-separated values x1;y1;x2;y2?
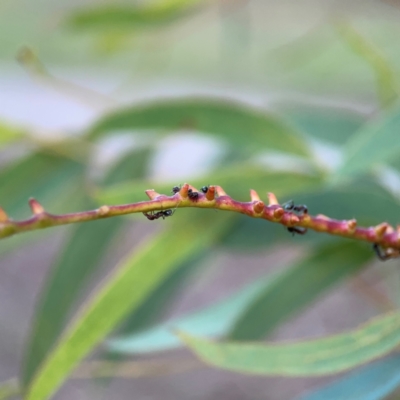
108;272;281;354
0;152;83;219
21;201;124;388
180;311;400;376
88;97;310;156
67;0;202;31
294;180;400;227
297;355;400;400
228;241;372;341
24;211;233;400
279;106;365;145
118;252;203;336
101;147;153;186
0;152;84;256
335;22;397;107
333;105;400;181
96;167;322;205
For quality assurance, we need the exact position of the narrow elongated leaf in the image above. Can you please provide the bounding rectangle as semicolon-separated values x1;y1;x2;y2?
68;0;202;31
96;168;322;205
333;105;400;181
180;311;400;376
25;212;233;400
118;252;203;336
108;272;281;354
335;22;397;107
297;355;400;400
0;152;84;256
22;205;123;387
294;181;400;227
280;106;365;145
228;242;372;340
101;147;153;186
0;152;83;219
89;97;310;156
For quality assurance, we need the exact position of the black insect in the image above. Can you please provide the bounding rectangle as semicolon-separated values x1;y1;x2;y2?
282;200;308;214
287;227;308;236
200;186;209;194
283;200;308;236
188;188;199;201
172;185;181;194
143;209;174;221
373;243;391;261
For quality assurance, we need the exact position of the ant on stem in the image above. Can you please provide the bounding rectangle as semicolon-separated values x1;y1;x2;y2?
143;209;174;221
282;199;308;236
188;188;199;201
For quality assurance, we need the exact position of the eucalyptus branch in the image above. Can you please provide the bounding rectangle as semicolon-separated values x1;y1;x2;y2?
1;183;399;259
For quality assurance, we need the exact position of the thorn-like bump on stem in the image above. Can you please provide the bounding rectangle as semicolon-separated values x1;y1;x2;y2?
273;207;285;219
180;184;189;198
253;201;265;214
145;189;160;200
289;215;300;225
268;192;279;205
346;219;357;233
317;214;331;220
250;189;260;202
205;186;215;201
374;222;389;238
0;207;8;223
98;205;110;216
29;198;45;215
215;186;227;196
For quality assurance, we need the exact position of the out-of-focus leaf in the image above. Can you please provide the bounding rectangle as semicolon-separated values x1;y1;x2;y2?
96;167;322;205
68;0;202;31
101;147;153;187
0;152;84;256
333;106;400;181
279;106;365;145
180;311;400;376
24;211;233;400
88;97;311;156
294;181;400;227
0;152;83;219
108;272;281;354
118;252;203;336
228;241;372;340
0;122;23;145
335;22;397;107
22;201;124;388
297;354;400;400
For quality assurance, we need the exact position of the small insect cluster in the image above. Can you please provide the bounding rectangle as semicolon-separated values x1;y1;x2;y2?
142;185;210;221
282;199;308;236
142;186;392;262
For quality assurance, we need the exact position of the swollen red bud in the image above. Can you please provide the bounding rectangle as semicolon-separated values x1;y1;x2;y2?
253;201;265;214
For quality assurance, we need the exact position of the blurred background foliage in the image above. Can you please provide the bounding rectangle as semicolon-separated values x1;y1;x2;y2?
1;0;400;399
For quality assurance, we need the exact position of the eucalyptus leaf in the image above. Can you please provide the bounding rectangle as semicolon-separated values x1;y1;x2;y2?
89;97;310;156
180;311;400;376
108;271;280;354
333;105;400;181
297;355;400;400
68;0;202;31
22;205;123;388
228;241;372;340
24;212;233;400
